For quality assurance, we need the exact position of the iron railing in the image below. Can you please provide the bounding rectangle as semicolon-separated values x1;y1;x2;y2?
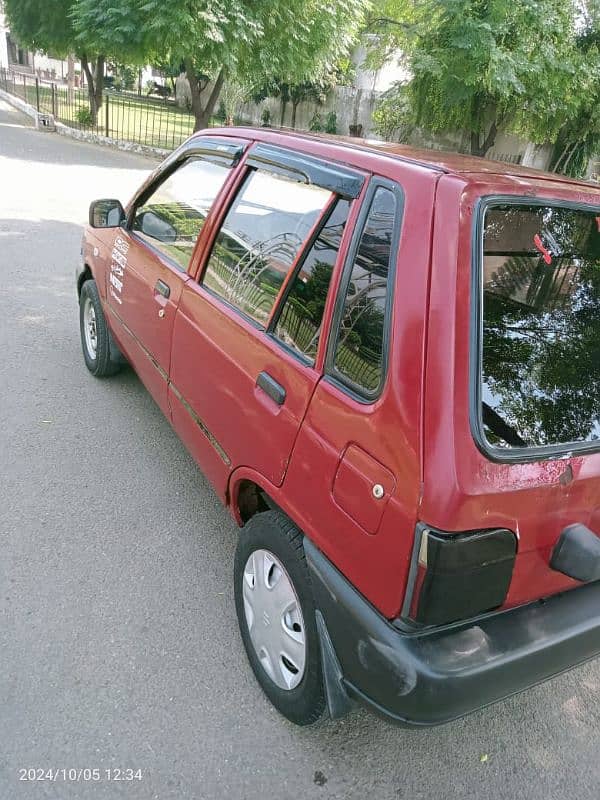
0;66;206;150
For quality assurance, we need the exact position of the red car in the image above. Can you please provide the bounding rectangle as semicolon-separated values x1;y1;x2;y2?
77;128;600;726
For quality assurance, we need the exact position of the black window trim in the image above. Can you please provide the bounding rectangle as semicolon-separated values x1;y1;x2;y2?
126;136;248;229
470;193;600;464
246;143;364;199
124;138;248;274
324;176;404;403
266;196;347;367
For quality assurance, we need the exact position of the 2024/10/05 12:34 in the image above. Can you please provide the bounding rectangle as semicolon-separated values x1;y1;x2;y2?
18;768;143;782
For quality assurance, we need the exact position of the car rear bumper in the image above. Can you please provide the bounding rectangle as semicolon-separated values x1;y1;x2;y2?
304;538;600;726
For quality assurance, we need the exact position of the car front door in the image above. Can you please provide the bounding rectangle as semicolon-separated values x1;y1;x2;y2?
168;144;366;497
105;138;246;416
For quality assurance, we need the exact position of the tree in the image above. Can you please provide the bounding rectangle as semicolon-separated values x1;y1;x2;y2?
370;0;579;157
545;2;600;176
4;0;107;124
4;0;73;55
75;0;369;132
253;79;324;128
252;79;292;127
256;57;353;130
150;57;184;97
372;81;414;141
292;80;339;129
219;79;250;125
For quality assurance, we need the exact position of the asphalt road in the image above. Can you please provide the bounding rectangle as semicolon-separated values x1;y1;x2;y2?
1;98;599;800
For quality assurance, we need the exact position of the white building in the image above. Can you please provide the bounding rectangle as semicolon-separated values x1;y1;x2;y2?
0;1;10;69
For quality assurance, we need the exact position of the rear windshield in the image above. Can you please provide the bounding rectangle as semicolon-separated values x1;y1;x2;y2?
479;202;600;451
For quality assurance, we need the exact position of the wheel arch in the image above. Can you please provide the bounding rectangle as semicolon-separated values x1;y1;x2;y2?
77;264;93;298
228;468;291;528
229;468;353;721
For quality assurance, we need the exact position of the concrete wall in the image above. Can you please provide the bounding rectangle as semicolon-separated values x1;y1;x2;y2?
351;39;410;93
236;90;552;170
33;54;73;80
238;84;381;138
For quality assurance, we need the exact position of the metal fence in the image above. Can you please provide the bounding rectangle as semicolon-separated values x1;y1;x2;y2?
0;66;201;150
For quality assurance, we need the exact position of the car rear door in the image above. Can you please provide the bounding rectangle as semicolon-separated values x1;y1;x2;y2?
282;164;439;618
168;144;366;497
105;137;246;416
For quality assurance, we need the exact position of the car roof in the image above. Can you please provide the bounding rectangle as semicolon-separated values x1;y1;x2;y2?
205;126;599;191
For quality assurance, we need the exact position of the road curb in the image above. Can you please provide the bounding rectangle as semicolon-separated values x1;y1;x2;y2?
0;86;39;123
0;87;170;160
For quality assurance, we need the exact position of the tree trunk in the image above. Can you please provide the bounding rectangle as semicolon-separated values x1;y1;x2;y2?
551;141;571;173
94;56;104;114
279;99;287;127
67;54;75;105
81;54;105;124
291;101;300;129
552;136;583;175
470;120;497;157
352;87;362;129
561;142;580;176
185;60;225;131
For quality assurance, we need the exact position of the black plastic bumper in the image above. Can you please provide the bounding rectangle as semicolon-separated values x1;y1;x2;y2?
304;538;600;726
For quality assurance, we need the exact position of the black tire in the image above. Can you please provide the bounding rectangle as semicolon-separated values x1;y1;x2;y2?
79;279;122;377
234;511;326;725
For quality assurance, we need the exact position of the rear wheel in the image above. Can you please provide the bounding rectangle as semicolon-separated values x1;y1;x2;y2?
79;279;122;377
234;511;325;725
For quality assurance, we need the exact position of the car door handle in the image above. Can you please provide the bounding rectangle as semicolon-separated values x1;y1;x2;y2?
256;371;286;406
155;279;170;299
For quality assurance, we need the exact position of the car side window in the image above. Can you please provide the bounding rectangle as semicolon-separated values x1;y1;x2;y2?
132;156;232;272
201;168;333;325
272;199;351;363
331;186;398;395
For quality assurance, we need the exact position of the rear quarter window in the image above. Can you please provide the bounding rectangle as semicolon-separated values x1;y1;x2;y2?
475;201;600;455
330;184;400;397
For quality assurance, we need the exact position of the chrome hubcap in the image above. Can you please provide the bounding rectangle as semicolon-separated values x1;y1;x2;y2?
242;549;306;691
83;297;97;358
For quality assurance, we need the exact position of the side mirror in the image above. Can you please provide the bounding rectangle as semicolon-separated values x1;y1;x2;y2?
137;210;177;243
89;199;126;228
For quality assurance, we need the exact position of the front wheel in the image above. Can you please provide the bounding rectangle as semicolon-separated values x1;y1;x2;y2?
79;279;122;377
234;511;325;725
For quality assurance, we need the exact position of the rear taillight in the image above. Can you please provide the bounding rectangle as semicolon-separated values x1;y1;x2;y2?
403;524;517;626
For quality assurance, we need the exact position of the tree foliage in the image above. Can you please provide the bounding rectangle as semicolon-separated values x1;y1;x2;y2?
4;0;75;56
546;3;600;176
4;0;107;122
371;0;581;158
74;0;370;130
8;0;369;131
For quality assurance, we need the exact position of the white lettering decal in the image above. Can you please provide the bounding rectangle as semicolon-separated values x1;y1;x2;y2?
109;286;123;305
109;234;129;302
111;248;127;269
114;236;130;256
